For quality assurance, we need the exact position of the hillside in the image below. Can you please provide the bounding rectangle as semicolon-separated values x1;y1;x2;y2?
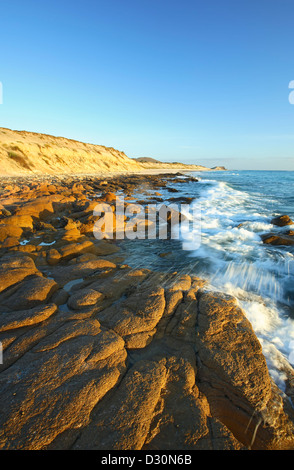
0;127;215;176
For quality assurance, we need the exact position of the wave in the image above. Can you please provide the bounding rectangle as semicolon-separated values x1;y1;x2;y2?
180;175;294;390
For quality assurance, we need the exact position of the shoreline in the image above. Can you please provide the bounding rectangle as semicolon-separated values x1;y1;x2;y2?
0;167;217;182
0;172;294;450
0;127;222;177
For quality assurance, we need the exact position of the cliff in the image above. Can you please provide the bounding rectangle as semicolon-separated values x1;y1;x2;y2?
0;127;214;176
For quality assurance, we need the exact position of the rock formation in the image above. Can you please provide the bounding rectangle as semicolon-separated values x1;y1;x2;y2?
0;173;293;450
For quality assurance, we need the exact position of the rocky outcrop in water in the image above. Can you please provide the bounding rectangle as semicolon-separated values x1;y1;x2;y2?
261;214;294;246
0;174;294;450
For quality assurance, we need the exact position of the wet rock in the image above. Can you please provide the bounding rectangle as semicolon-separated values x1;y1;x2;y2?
271;215;293;227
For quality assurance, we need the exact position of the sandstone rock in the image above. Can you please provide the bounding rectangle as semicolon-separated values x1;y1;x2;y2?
124;328;157;349
0;215;34;229
0;208;12;218
55;239;119;262
73;360;168;450
0;255;38;293
196;290;294;449
271;215;293;227
143;347;242;450
14;195;71;220
261;233;294;246
58;240;99;261
50;288;69;306
73;343;243;451
0;320;127;449
0;224;23;242
168;273;192;292
46;248;61;266
0;303;57;332
49;259;117;287
97;279;166;343
67;288;104;310
101;192;118;203
3;184;20;193
0;275;59;311
85;268;150;307
1;173;294;452
1;237;20;248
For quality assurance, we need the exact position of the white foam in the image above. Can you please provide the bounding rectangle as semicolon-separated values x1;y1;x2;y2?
181;176;294;390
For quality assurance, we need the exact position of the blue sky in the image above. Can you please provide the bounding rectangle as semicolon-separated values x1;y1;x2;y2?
1;0;294;170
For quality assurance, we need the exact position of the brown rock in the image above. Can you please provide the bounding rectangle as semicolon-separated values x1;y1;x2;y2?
14;195;72;220
97;279;166;343
58;240;99;261
0;275;59;311
0;255;38;294
45;258;117;290
0;303;57;332
101;192;117;203
0;224;23;242
73;360;168;450
271;215;293;227
1;237;20;248
46;248;61;266
0;215;34;229
196;291;294;449
261;233;294;246
67;288;104;310
0;320;127;449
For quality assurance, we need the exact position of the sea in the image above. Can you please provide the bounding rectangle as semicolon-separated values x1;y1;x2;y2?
123;170;294;392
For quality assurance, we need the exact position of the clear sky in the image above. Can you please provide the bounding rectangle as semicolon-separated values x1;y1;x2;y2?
1;0;294;170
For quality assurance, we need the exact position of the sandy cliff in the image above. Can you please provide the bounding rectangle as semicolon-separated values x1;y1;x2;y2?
0;128;213;176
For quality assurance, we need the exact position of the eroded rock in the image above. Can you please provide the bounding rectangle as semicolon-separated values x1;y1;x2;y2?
271;215;293;227
196;290;294;449
0;320;127;450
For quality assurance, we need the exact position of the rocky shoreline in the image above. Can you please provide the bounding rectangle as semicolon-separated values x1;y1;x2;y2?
0;172;294;450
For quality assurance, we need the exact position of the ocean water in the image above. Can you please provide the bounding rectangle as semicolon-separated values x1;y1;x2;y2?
182;170;294;390
122;170;294;391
